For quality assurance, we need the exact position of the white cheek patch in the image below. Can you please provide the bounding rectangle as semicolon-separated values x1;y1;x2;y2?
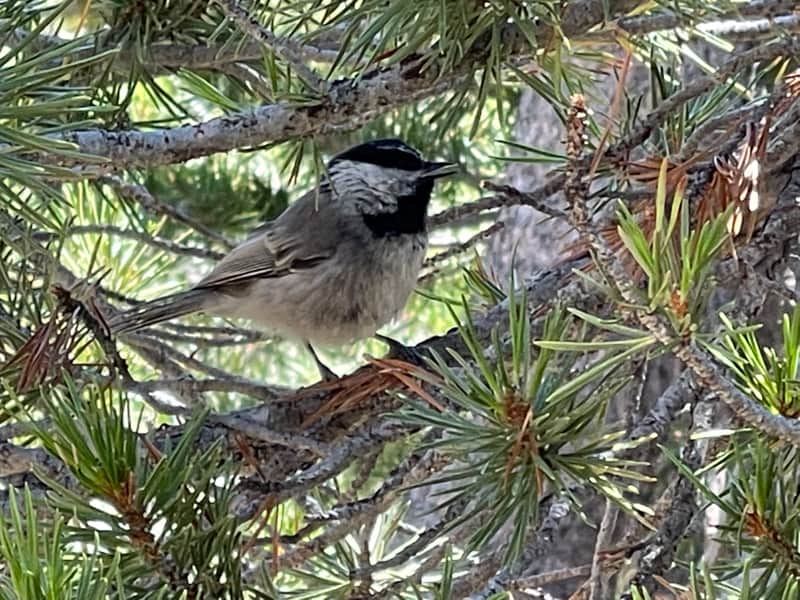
329;161;419;214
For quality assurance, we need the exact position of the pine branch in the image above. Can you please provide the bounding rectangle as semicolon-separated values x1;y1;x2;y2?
8;158;800;488
11;0;645;170
563;97;800;448
452;37;800;243
608;37;800;162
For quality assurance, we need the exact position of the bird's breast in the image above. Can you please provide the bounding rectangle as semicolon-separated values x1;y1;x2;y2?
224;234;427;346
329;233;427;343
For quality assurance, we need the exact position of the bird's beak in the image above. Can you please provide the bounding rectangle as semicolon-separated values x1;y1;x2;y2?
422;161;459;179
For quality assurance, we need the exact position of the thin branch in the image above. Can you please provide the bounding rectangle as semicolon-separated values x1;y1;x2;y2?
269;448;450;569
235;422;408;519
421;222;504;276
564;94;800;448
156;321;270;339
136;327;270;347
428;195;505;228
587;500;619;600
621;442;701;598
100;175;235;249
511;565;593;591
482;181;570;221
125;334;253;381
142;40;341;69
456;499;572;599
54;224;223;260
614;1;799;35
214;0;327;91
695;15;800;41
212;413;329;456
132;377;286;403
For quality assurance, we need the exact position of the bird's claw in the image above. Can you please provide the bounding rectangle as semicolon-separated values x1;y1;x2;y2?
306;343;339;382
376;334;428;367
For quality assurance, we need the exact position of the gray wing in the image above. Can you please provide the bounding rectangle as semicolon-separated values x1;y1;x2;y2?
195;188;340;290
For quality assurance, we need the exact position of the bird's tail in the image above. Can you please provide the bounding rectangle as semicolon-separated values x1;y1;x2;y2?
108;289;209;334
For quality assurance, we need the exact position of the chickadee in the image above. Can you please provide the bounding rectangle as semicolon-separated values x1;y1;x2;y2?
108;139;457;378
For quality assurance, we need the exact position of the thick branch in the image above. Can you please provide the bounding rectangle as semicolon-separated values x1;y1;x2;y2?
18;0;643;170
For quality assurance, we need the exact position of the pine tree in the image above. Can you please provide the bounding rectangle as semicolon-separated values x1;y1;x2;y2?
2;0;800;598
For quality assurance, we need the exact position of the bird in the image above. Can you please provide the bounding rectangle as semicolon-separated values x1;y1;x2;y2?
107;138;458;379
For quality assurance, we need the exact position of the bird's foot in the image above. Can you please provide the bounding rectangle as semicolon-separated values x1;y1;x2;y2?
376;334;428;367
306;343;339;382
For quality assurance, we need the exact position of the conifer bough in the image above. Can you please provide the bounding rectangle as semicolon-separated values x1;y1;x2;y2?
24;0;642;170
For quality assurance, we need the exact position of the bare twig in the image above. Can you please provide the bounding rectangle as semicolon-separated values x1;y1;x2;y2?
482;181;569;220
101;175;235;249
56;224;224;261
429;195;506;228
421;222;504;278
587;500;619;600
511;565;593;591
